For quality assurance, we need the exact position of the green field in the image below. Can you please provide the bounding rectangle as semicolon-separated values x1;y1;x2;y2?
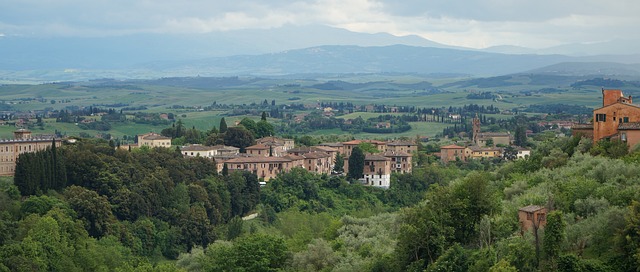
1;74;636;139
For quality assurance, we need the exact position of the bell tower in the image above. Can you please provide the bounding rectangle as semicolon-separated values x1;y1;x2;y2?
472;113;481;145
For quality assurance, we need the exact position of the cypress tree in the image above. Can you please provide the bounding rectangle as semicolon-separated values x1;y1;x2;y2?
347;147;365;180
220;117;228;133
222;163;229;176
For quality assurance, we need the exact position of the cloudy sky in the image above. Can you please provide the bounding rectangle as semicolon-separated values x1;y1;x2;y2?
1;0;638;49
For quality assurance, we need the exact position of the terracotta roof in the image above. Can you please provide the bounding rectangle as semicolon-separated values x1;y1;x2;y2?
256;136;292;144
594;101;640;111
387;141;417;146
225;156;293;163
142;134;171;140
319;142;344;147
343;139;386;145
440;144;465;149
365;154;391;161
282;154;304;161
181;144;217;151
469;146;502;152
211;145;239;151
313;146;338;152
246;144;270;150
618;122;640;130
519;205;545;213
302;151;331;159
571;124;593;129
288;146;320;154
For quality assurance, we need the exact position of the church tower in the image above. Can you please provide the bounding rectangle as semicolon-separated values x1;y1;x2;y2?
472;113;481;145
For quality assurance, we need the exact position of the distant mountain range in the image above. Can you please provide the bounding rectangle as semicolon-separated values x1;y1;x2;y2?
1;25;639;81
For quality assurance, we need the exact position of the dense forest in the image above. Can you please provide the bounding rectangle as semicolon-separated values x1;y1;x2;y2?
1;135;640;271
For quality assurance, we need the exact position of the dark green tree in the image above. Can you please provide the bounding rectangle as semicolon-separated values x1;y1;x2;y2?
543;210;565;269
224;127;255;152
239;118;258;137
333;152;344;173
222;163;229;176
256;120;274;138
515;126;527;147
219;117;228;133
347;147;365;180
261;111;267;121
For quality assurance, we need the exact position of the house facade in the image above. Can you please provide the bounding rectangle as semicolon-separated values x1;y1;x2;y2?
137;133;171;148
439;144;470;163
0;129;62;176
362;154;391;188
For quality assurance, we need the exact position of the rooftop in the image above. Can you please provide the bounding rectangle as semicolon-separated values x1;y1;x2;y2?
519;205;545;213
618;122;640;130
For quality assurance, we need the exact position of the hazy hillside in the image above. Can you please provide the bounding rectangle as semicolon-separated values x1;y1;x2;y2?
142;45;629;77
524;62;640;78
0;25;451;71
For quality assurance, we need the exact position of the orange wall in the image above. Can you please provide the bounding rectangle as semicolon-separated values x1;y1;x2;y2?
593;104;640;141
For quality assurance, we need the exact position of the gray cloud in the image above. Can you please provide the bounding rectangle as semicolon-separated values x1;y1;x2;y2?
0;0;638;49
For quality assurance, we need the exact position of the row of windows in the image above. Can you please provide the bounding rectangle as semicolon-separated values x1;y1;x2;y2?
596;113;631;123
0;156;14;162
0;166;15;173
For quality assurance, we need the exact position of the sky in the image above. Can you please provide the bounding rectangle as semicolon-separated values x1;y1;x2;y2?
1;0;639;49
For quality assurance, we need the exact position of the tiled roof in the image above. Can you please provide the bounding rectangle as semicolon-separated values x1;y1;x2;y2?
282;154;304;161
182;144;217;151
319;142;344;147
343;139;386;145
211;145;240;151
387;141;417;146
302;152;331;159
142;134;171;140
519;205;545;213
288;146;320;153
225;156;293;163
365;154;391;161
479;132;510;137
618;122;640;130
440;144;465;149
246;144;270;150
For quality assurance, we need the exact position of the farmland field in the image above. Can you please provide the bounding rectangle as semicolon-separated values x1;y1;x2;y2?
1;73;637;139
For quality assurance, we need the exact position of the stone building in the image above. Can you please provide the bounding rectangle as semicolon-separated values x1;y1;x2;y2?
439;144;470;163
0;129;62;176
518;205;547;233
572;89;640;149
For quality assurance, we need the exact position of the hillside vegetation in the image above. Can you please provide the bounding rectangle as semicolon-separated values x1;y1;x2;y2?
1;135;640;271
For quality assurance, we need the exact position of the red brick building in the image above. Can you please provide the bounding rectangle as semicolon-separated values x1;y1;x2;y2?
572;89;640;149
439;144;470;163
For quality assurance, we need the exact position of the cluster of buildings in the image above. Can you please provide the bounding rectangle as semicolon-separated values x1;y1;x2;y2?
439;114;530;163
181;137;416;188
0;129;62;176
572;89;640;149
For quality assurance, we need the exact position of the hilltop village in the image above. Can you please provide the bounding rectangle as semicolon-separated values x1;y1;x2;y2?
4;89;640;185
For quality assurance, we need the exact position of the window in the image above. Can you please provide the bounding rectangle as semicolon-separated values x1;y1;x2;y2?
596;114;606;122
622;133;627;142
624;117;630;123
